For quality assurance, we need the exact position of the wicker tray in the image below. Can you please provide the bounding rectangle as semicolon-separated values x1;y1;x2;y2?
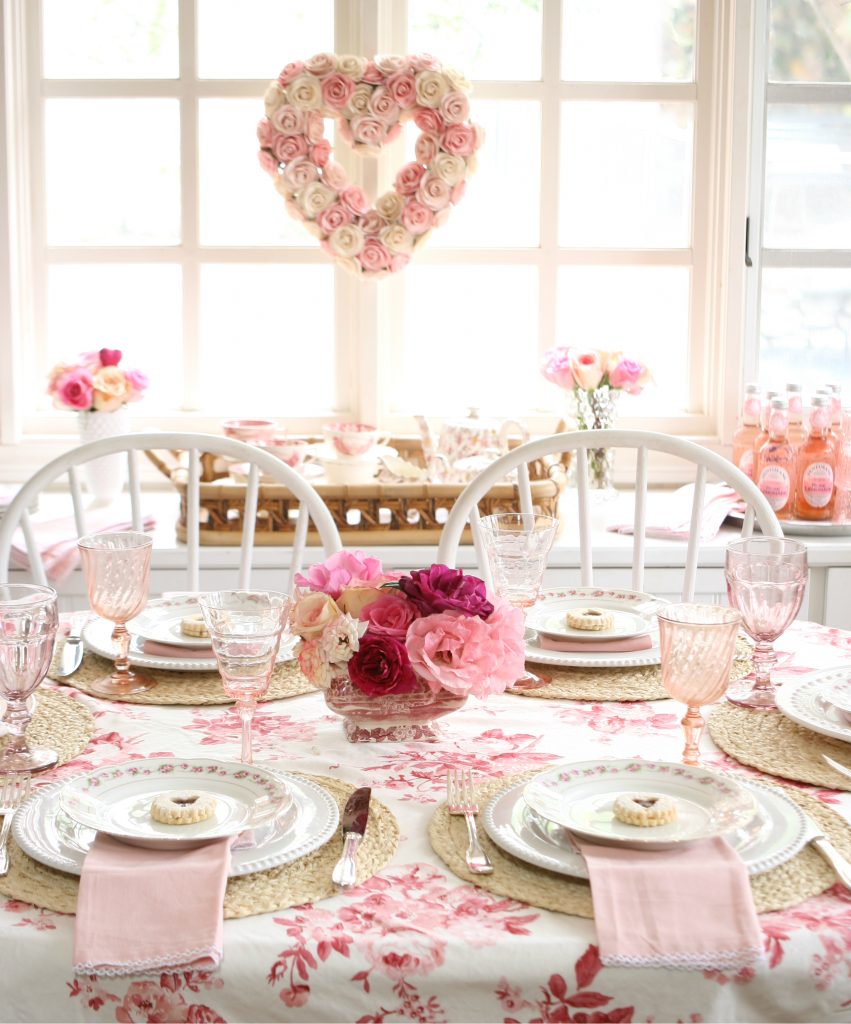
147;436;568;547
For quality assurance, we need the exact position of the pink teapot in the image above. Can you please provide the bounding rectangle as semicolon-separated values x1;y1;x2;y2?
416;408;527;482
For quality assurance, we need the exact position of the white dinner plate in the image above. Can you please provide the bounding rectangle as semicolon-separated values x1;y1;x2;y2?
526;588;663;642
483;776;808;878
14;769;339;877
59;757;293;848
726;509;851;537
775;670;851;745
128;596;212;649
523;759;757;850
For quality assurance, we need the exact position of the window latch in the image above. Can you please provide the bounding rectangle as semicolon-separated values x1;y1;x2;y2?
744;216;753;267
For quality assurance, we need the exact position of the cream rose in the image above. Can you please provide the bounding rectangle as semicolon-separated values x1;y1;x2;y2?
346;83;373;116
415;133;440;165
443;65;471;91
337;587;384;618
92;367;131;411
283;156;318;191
271;104;305;135
415;70;449;108
263;83;285;116
417;173;451;211
350;115;386;145
322;161;348;191
299;180;336;218
430;152;466;186
337;55;368;80
380;223;415;255
440;90;470;125
375;54;407;75
304;52;337;77
376;191;404;223
292;592;341;638
287;74;322;110
361;210;386;237
329;223;365;258
368;86;400;125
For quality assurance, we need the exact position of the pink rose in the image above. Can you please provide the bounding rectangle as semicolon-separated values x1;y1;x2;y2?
294;549;393;599
362;61;385;84
395;161;426;197
541;346;575;389
570;349;605;391
386;72;417;109
389;252;410;273
322;72;355;110
364;932;444;980
368;86;400;125
416;173;451;211
415;133;440;164
278;61;305;87
358;238;391;273
292;591;341;637
608;358;644;392
310;139;331;167
283;156;318;190
414;108;444;135
322;161;348;190
441;123;476;156
317;202;352;234
305;111;325;144
350;115;385;145
273;133;308;163
439;91;469;125
450;179;466;204
401;200;434;235
123;368;149;399
410;53;441;72
257;118;275;147
54;369;93;410
116;981;186;1024
258;149;278;176
340;186;370;216
360;210;386;236
360;592;421;639
270;104;305;135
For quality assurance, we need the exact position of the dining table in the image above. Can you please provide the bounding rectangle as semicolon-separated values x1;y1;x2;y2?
1;617;851;1024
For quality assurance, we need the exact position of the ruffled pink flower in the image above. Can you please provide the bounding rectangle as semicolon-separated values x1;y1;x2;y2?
305;111;324;144
417;173;451;211
570;349;605;391
322;73;355;110
358;238;391;273
360;592;421;639
54;369;93;410
294;549;394;599
541;346;575;389
410;53;441;72
350;115;386;145
395;162;426;196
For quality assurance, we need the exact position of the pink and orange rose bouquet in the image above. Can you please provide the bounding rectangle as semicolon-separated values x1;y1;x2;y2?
47;349;148;412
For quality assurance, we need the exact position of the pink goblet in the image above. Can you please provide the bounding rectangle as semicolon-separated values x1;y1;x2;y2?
658;603;742;766
78;532;156;697
725;538;808;710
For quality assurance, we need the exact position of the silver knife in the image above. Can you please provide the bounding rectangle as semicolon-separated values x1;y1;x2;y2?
54;634;84;678
802;814;851;892
331;787;371;889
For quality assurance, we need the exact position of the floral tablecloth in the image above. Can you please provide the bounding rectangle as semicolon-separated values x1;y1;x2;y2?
3;620;851;1024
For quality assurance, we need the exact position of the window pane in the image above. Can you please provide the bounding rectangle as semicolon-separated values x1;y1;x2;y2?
562;0;695;82
396;266;539;415
759;269;851;395
45;100;180;245
199;266;335;413
407;0;542;81
46;265;182;411
42;0;178;79
197;0;333;79
403;100;540;248
556;267;689;414
764;104;851;249
560;102;693;248
769;0;851;84
199;99;319;247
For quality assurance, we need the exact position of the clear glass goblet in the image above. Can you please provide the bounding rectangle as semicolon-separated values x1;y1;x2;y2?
0;584;59;773
725;537;808;710
658;603;742;766
77;531;155;697
478;512;559;690
198;590;291;765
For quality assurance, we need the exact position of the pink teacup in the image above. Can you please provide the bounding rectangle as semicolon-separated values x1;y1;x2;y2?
260;435;309;473
222;419;277;444
323;422;381;459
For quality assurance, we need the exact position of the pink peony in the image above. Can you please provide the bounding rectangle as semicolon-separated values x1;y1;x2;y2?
294;549;393;599
608;357;644;392
541;346;575;389
348;632;419;697
405;598;525;698
569;349;605;391
54;369;93;410
360;592;421;638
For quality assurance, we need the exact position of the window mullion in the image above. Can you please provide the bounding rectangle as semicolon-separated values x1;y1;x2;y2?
179;0;200;411
538;0;561;370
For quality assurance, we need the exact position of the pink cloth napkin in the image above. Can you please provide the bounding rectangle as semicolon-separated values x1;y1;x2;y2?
607;484;746;541
10;511;156;584
537;633;654;653
141;639;211;658
73;834;231;976
573;835;763;970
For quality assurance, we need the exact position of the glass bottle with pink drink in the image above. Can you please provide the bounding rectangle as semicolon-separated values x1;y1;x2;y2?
752;390;778;484
732;383;761;480
786;383;805;451
757;397;795;520
794;395;836;521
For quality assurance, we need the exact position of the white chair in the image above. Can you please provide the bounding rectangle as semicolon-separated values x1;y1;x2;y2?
0;432;343;591
436;429;783;601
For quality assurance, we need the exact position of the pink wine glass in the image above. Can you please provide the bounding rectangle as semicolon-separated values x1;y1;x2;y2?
0;584;59;773
725;537;807;710
658;603;742;766
78;532;156;697
198;591;291;765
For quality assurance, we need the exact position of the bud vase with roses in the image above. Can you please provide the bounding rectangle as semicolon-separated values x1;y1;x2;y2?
541;346;652;497
291;550;526;742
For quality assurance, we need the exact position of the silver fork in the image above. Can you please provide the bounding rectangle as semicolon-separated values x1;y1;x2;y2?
447;769;493;875
0;776;32;876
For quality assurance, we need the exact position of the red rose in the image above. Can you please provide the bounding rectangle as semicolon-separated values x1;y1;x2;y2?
347;633;419;697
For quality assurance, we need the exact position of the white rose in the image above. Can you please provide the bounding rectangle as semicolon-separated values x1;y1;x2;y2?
337;55;368;80
375;191;404;223
304;52;337;76
264;83;285;116
380;223;414;254
346;83;372;116
300;181;336;218
444;66;471;92
329;223;365;257
283;156;318;191
375;54;407;75
417;173;451;211
288;74;322;110
430;152;466;186
415;70;449;109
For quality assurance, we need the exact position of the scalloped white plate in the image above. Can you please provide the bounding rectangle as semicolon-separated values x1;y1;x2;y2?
776;670;851;745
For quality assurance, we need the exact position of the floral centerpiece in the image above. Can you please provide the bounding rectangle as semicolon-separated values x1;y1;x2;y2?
291;550;525;742
47;348;148;412
541;346;652;494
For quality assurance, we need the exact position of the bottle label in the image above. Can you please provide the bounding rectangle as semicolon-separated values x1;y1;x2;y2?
738;449;754;479
802;462;834;508
758;465;791;510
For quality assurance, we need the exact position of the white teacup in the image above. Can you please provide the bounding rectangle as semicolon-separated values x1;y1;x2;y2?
260;436;309;473
323;422;384;460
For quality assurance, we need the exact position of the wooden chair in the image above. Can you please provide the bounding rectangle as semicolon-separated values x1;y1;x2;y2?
0;432;342;591
436;429;783;601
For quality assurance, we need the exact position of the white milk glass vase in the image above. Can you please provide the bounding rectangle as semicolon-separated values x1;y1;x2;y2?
77;405;130;505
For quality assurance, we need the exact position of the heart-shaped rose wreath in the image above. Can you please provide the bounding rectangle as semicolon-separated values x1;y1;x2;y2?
258;53;483;279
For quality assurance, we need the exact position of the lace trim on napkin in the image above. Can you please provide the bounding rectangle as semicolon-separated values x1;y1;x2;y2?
601;945;764;971
74;945;222;978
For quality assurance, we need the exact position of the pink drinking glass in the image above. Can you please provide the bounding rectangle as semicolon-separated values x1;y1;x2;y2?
725;538;808;710
78;532;156;697
0;585;59;773
198;590;291;765
658;603;742;766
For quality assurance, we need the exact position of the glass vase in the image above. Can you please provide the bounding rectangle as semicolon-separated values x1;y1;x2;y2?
573;386;620;500
77;405;130;505
324;669;466;743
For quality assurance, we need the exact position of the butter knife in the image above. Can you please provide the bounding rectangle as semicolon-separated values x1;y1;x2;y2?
54;634;84;678
331;787;371;889
802;814;851;892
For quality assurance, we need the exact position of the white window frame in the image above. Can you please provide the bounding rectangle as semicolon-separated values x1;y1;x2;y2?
0;0;760;482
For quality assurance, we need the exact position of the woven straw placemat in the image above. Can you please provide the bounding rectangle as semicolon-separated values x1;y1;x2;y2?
50;644;316;705
518;639;753;702
709;702;851;792
0;773;399;919
429;770;851;917
0;690;94;768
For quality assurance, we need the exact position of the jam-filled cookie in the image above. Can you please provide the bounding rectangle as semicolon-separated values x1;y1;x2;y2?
612;793;678;827
150;791;217;825
180;613;210;638
566;608;615;631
